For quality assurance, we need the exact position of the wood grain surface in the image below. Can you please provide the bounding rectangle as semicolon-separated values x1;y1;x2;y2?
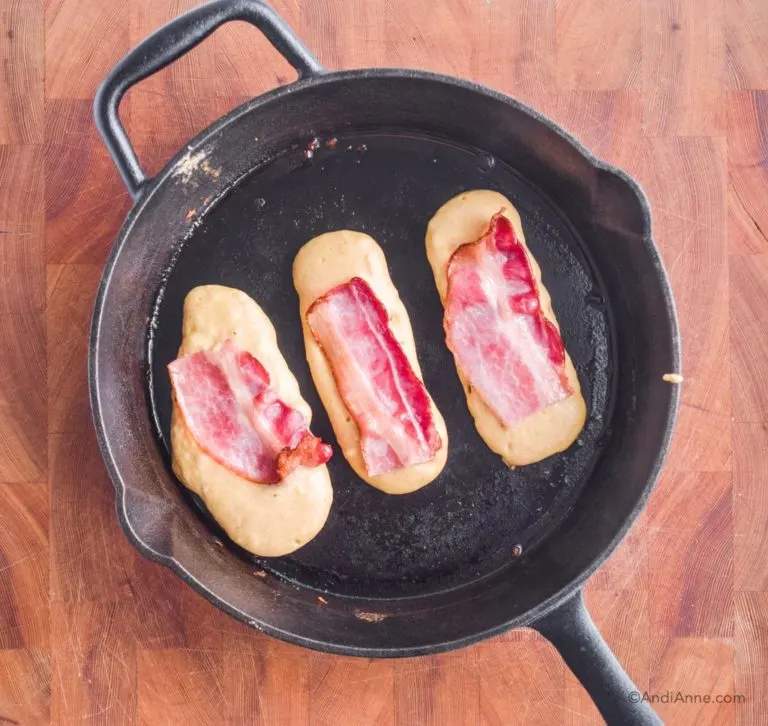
0;0;766;723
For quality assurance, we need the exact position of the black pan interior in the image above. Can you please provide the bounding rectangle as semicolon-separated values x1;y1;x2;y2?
149;129;613;600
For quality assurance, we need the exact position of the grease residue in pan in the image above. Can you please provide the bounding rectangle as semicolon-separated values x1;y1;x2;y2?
148;130;615;599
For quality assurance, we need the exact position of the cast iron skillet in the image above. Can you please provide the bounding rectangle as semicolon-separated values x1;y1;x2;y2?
90;1;680;723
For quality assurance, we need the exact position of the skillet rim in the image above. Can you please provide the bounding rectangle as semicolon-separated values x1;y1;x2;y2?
89;67;682;657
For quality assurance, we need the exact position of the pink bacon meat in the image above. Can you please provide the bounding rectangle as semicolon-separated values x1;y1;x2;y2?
168;340;332;484
306;277;441;476
444;211;573;426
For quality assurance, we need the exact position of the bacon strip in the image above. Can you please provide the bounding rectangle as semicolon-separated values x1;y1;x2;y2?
306;278;441;476
444;211;573;426
168;340;331;483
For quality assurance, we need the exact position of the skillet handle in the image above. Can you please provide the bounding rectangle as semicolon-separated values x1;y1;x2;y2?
93;0;324;199
532;590;662;725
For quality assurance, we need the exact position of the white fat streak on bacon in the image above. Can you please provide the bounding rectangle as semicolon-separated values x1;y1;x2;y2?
215;348;304;453
307;278;439;476
445;214;571;426
349;282;431;455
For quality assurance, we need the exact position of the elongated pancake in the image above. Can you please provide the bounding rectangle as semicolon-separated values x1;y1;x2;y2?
170;285;333;556
294;231;448;494
426;190;586;466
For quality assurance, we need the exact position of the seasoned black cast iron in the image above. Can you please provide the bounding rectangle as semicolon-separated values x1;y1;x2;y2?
90;1;680;724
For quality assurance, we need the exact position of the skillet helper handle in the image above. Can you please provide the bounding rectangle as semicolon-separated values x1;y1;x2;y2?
533;590;662;726
94;0;324;199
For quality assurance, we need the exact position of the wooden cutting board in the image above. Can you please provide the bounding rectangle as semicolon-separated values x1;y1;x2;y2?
1;0;766;724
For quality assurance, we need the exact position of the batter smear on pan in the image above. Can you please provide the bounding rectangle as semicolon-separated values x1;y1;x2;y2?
307;277;442;476
445;212;573;425
169;340;332;484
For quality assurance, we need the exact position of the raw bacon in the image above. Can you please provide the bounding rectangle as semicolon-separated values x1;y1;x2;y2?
168;340;331;483
444;211;573;426
306;278;441;476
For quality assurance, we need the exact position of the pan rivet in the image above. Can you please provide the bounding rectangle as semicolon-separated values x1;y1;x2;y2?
512;544;523;557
